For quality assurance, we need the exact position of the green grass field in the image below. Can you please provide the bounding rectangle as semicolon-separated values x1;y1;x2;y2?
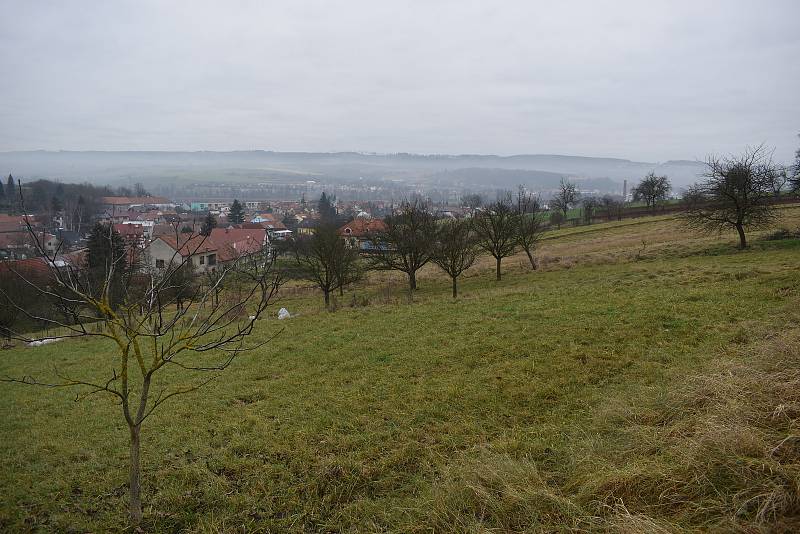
2;211;800;532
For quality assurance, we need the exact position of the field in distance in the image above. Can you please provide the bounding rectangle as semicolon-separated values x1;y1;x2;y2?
1;207;800;532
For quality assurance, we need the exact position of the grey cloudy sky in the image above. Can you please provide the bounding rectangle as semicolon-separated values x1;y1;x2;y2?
1;0;798;162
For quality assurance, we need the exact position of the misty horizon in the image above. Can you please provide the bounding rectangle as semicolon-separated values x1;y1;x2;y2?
2;1;798;163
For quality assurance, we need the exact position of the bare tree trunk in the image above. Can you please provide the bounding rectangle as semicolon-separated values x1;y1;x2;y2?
408;271;417;291
323;289;330;308
524;249;536;270
129;424;142;526
452;276;458;298
736;223;747;249
338;285;344;297
495;257;501;281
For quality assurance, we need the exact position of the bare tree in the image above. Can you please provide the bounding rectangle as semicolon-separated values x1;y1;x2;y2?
0;188;283;527
682;145;779;249
515;186;544;269
600;195;623;221
432;219;479;298
581;196;600;225
290;223;361;307
632;172;671;213
550;178;579;221
549;211;565;229
473;197;518;281
366;199;437;292
460;193;483;210
770;168;790;199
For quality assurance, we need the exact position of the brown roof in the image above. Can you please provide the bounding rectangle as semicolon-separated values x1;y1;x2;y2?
0;214;37;233
156;234;218;257
0;249;87;279
155;228;267;262
208;228;266;261
113;224;144;237
338;218;386;238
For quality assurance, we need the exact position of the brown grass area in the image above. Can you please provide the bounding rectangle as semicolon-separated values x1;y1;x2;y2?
463;204;800;280
422;327;800;532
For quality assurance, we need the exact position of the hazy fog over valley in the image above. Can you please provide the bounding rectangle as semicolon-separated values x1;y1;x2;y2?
2;0;798;198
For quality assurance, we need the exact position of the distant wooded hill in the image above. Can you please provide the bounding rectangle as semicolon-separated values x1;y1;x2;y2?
0;150;707;191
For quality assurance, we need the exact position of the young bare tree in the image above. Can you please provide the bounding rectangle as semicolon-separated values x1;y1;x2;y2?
600;194;622;221
549;210;564;229
683;145;779;249
550;178;579;221
473;197;518;281
290;223;361;307
515;186;544;269
770;168;790;199
632;172;671;213
0;189;283;527
581;196;600;225
366;199;437;292
432;219;479;298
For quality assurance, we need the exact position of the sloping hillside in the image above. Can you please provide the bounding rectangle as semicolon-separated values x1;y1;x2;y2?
1;209;799;532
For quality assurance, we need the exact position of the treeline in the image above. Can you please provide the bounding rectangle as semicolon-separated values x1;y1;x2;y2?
1;176;150;231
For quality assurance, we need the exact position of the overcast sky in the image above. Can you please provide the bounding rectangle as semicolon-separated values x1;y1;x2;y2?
1;0;798;162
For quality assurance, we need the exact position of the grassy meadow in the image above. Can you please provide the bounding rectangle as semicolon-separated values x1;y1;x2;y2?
1;208;800;532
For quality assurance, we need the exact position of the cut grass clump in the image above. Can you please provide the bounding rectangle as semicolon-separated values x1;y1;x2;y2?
428;451;582;532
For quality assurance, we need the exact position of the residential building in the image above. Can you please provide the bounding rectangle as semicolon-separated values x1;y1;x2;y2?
337;218;386;250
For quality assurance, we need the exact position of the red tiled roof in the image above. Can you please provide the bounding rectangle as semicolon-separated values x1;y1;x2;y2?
156;234;218;257
208;228;266;262
113;224;144;237
0;214;39;233
337;218;386;238
0;249;87;279
155;228;267;262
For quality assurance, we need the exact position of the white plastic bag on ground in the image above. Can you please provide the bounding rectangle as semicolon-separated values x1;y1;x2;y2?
27;338;62;347
277;308;291;320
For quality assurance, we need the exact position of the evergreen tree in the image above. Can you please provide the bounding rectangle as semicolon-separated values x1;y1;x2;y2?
0;176;5;207
200;213;217;236
318;192;337;223
229;199;245;224
6;175;15;213
86;222;129;309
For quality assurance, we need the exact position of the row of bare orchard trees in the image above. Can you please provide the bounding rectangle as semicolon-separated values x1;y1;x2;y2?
288;142;800;306
287;186;544;304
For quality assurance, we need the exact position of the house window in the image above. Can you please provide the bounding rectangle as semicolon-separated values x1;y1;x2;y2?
208;254;216;266
200;255;205;265
156;259;165;268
